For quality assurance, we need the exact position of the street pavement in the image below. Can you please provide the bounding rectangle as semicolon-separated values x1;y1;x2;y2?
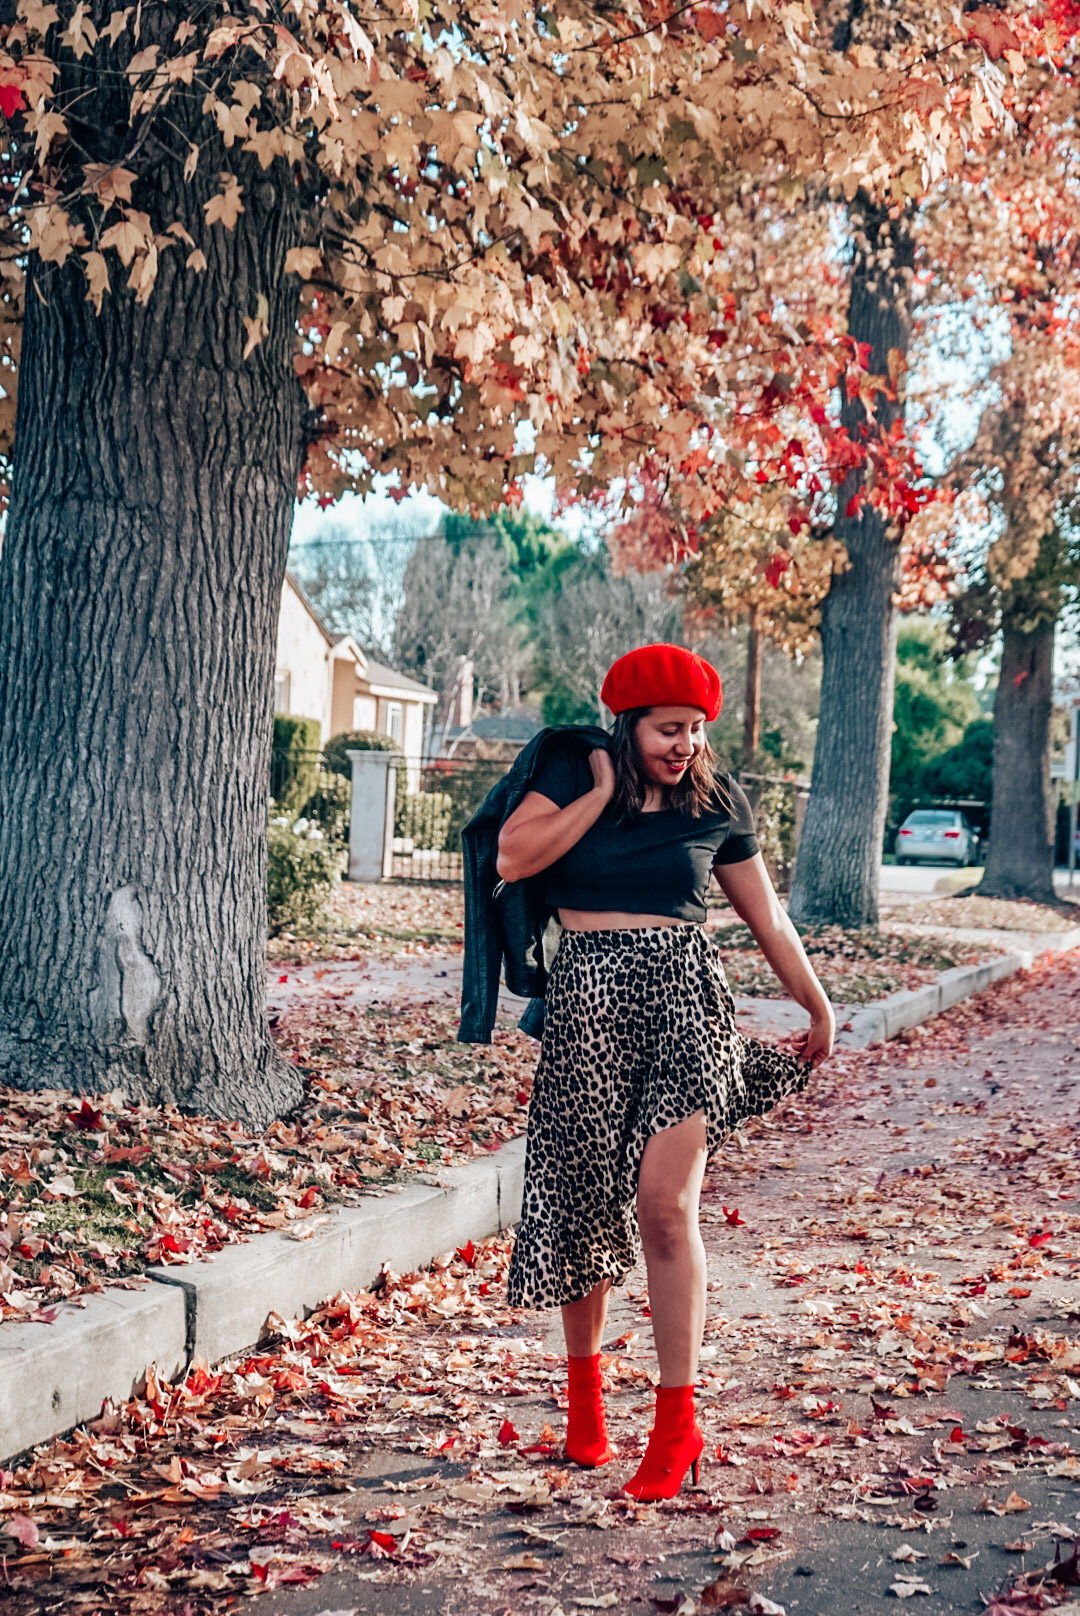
245;952;1080;1616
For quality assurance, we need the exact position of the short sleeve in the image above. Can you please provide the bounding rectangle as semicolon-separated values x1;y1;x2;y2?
712;776;761;866
529;744;590;810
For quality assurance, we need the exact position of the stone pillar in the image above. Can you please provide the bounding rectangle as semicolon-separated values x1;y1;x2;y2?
347;749;400;882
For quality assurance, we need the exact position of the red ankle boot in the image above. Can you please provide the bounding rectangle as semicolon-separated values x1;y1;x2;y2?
623;1384;703;1501
565;1354;614;1468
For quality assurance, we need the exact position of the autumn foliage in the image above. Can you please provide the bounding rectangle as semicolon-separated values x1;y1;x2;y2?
0;0;1075;530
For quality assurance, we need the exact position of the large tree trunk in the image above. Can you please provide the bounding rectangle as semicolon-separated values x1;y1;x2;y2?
788;198;913;929
0;162;305;1123
978;612;1057;903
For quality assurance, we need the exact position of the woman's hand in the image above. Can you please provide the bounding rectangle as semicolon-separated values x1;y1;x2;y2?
588;747;616;801
791;1007;835;1069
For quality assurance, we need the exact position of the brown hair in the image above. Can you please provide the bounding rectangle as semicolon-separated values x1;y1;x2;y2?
609;708;731;819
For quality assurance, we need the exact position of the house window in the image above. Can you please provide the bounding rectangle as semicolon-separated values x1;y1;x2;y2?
274;671;291;712
385;702;404;745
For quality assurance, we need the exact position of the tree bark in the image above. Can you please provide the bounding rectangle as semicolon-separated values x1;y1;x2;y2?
788;197;913;929
743;620;763;762
977;611;1057;903
0;160;306;1122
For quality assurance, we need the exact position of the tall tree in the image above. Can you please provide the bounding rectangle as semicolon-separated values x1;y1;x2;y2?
788;197;916;925
0;1;1056;1120
947;359;1080;901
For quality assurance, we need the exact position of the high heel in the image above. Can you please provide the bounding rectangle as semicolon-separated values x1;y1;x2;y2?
565;1353;615;1468
623;1384;704;1501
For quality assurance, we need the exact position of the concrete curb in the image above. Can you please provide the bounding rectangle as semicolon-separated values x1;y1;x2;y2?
0;1140;525;1465
4;927;1076;1463
842;950;1033;1048
0;1282;189;1466
145;1139;526;1365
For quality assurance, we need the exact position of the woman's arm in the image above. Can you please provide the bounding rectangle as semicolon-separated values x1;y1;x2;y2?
713;853;835;1066
496;749;615;883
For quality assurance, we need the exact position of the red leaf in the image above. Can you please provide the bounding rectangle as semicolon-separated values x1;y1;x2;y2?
722;1206;746;1227
366;1530;398;1555
965;8;1022;60
742;1527;780;1542
298;1186;319;1208
0;83;26;120
1028;1230;1053;1248
766;547;792;584
66;1098;105;1131
949;1426;965;1442
456;1240;476;1267
498;1418;520;1447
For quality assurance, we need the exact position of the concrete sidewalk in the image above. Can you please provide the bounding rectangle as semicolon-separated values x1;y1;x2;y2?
4;931;1077;1465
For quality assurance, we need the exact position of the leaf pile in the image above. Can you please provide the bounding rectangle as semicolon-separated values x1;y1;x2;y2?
0;1000;532;1323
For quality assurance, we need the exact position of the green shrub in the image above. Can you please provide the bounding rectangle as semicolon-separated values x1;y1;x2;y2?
266;813;345;935
398;791;452;850
303;770;351;844
324;728;406;827
272;714;321;812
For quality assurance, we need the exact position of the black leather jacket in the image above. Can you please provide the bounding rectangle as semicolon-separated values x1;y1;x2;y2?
457;724;611;1044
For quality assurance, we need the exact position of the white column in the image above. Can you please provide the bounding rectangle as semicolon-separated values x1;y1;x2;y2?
346;749;400;882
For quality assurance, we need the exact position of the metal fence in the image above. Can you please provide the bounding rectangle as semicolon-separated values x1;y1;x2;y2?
389;755;509;882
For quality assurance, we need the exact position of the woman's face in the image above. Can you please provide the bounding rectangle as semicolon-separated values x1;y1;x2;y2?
633;706;707;788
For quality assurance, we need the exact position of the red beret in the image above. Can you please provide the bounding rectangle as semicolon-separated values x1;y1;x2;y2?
601;643;723;722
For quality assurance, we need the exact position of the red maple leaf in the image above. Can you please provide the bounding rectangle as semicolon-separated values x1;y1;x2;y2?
498;1418;520;1447
722;1206;746;1227
456;1239;476;1267
66;1098;105;1131
0;82;26;120
965;9;1022;60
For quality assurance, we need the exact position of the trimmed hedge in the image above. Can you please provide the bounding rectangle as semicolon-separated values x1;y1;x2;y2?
272;714;321;813
324;729;406;828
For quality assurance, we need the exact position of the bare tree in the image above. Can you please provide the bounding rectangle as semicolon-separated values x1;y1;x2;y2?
392;533;529;713
290;509;430;658
535;553;682;722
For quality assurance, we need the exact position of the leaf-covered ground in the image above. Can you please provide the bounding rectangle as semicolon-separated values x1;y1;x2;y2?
880;893;1080;934
266;880;465;961
0;882;1045;1326
3;951;1080;1615
0;999;534;1325
715;922;998;1004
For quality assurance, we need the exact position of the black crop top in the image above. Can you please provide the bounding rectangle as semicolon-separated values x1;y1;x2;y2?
528;744;759;924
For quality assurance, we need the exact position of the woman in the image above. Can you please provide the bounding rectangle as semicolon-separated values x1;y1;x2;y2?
497;644;834;1501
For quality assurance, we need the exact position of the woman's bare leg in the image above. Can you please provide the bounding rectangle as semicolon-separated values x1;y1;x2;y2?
637;1110;708;1387
561;1279;612;1357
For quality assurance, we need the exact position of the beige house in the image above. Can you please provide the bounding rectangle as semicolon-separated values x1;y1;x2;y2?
275;574;436;777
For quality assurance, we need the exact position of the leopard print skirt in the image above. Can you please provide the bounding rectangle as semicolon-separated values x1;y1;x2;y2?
506;924;810;1310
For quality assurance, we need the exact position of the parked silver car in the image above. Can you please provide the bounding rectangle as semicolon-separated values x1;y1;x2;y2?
895;809;981;867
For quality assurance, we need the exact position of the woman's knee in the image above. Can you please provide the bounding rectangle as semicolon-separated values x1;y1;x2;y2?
638;1194;697;1260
